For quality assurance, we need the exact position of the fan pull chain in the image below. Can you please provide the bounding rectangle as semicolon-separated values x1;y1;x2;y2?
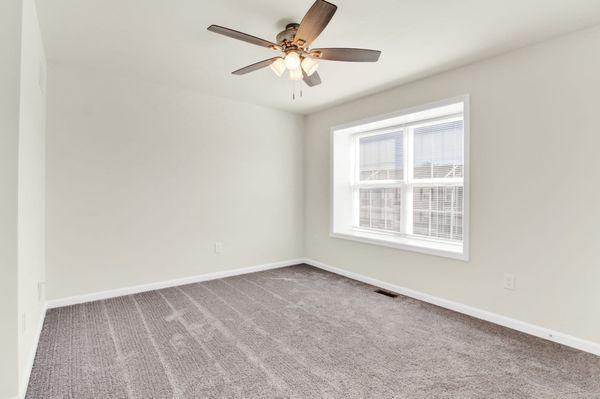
293;81;297;101
291;82;303;101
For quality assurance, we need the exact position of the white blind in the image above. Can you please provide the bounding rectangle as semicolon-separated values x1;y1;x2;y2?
359;187;402;232
414;120;463;179
359;131;403;181
413;186;463;241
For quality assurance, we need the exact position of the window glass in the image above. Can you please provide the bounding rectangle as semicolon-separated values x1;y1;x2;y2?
414;120;463;179
359;131;403;181
413;186;463;241
359;187;402;232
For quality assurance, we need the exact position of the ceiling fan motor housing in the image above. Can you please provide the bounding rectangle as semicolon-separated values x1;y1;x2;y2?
276;23;300;46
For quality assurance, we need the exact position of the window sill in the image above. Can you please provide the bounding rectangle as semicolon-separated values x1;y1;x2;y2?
330;229;468;261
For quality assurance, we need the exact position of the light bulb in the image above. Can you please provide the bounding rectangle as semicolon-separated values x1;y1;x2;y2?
284;52;301;70
301;57;318;76
270;58;286;77
289;67;303;81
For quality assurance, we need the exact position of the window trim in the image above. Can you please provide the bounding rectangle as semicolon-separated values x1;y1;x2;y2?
330;95;470;261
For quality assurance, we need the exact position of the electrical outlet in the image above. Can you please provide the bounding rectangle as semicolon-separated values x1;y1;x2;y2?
503;273;516;290
214;242;224;254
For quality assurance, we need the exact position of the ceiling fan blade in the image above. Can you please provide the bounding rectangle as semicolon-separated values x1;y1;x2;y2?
303;70;322;87
294;0;337;47
207;25;279;49
232;58;280;75
311;48;381;62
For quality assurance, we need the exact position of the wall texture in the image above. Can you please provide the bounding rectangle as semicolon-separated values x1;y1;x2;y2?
0;1;22;397
46;64;304;300
17;0;46;394
305;26;600;344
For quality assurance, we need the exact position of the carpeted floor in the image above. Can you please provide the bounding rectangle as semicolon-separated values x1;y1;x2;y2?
27;264;600;398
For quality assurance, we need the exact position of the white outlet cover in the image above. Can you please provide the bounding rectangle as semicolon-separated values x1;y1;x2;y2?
503;273;516;290
214;242;224;254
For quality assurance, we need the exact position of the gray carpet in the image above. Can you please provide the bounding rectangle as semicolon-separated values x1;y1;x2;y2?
27;264;600;398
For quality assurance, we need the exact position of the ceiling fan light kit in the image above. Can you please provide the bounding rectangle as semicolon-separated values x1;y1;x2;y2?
270;57;286;77
284;51;301;70
301;56;318;76
289;67;304;81
207;0;381;89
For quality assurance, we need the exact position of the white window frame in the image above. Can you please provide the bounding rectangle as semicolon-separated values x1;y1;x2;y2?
330;95;470;261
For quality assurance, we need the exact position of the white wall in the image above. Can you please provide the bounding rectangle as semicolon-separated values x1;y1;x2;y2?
0;1;22;396
1;1;46;397
17;0;46;395
305;26;600;345
46;64;304;300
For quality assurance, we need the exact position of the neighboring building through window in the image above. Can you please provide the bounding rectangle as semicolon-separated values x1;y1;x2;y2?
331;97;469;260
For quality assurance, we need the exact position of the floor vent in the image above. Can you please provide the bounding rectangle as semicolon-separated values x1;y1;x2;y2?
375;289;398;298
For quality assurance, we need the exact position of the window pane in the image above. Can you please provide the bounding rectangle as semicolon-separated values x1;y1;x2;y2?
412;186;463;241
359;187;402;232
414;120;463;179
360;131;403;181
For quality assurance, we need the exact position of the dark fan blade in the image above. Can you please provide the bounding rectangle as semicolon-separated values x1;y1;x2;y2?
207;25;278;49
294;0;337;46
311;48;381;62
303;70;322;87
232;58;280;75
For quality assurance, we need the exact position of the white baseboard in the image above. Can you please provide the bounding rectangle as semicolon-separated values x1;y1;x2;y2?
46;259;304;309
18;302;47;399
303;258;600;357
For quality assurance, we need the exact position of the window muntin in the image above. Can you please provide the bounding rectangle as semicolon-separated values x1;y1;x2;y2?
352;116;464;244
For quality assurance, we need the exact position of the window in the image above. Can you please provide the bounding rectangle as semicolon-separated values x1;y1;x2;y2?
331;97;469;260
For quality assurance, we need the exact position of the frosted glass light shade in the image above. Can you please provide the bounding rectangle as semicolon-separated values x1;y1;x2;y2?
284;52;301;70
289;67;303;81
270;58;286;77
301;57;318;76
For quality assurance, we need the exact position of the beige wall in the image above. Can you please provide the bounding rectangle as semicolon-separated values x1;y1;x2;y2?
0;1;22;397
305;26;600;344
17;0;46;394
46;64;304;300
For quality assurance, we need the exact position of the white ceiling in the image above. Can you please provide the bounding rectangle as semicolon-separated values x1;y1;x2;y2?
36;0;600;114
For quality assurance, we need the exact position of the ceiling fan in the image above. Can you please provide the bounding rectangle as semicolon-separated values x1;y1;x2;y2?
207;0;381;87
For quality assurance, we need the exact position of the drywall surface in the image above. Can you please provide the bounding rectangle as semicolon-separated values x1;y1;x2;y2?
17;0;46;394
0;1;22;397
305;26;600;344
46;64;304;300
